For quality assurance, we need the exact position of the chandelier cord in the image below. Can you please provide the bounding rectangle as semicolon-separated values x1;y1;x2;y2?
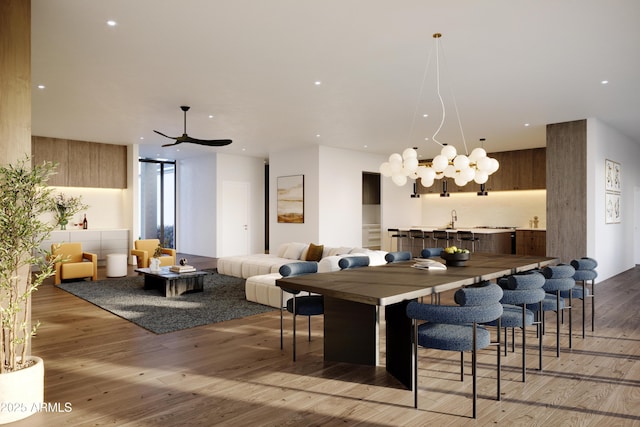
431;36;446;147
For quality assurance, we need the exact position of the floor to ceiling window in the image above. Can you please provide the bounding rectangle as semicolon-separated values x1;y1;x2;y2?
138;159;176;249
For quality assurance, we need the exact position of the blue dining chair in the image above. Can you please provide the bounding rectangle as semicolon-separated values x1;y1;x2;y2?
279;261;323;361
527;264;575;358
564;257;598;338
338;255;370;270
385;251;412;263
488;271;546;381
406;282;503;419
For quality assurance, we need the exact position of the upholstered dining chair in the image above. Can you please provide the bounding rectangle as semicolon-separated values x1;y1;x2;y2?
489;271;546;381
421;247;444;258
279;261;323;361
51;242;98;285
406;282;503;419
131;239;176;268
338;255;370;270
527;264;575;358
564;257;598;338
385;251;412;263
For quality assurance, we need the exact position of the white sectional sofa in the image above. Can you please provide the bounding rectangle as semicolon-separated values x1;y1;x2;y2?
217;242;388;308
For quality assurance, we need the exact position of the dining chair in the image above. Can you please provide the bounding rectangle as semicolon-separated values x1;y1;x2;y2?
385;251;412;263
526;264;575;357
279;261;323;361
564;257;598;338
338;255;370;270
406;282;503;419
488;271;545;381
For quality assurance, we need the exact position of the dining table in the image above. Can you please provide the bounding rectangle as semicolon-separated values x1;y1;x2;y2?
276;252;557;390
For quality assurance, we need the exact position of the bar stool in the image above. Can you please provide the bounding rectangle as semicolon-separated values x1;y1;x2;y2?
409;229;426;257
457;231;480;252
563;257;598;338
387;228;408;251
432;230;449;247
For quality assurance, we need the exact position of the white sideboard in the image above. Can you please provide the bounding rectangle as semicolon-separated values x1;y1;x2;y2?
40;229;130;265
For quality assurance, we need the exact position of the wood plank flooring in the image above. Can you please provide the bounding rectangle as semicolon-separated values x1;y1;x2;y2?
12;256;640;426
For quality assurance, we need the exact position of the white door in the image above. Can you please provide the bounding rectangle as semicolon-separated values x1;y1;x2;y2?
221;180;250;256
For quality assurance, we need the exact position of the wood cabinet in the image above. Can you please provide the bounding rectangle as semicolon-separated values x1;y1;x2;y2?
32;136;127;188
417;147;545;194
38;229;130;264
516;230;546;256
362;172;381;204
474;232;513;254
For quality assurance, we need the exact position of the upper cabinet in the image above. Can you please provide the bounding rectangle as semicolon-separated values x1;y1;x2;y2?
32;136;127;188
417;147;545;194
362;172;381;204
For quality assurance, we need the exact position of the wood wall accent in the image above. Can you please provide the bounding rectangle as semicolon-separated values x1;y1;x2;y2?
32;136;127;188
0;0;31;164
546;120;587;262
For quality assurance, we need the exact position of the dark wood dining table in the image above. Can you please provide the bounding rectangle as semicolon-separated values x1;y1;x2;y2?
276;252;557;390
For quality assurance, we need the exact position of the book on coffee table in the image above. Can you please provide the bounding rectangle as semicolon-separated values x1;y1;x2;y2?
170;265;196;273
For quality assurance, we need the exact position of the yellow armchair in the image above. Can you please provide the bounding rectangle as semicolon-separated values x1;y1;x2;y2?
131;239;176;268
51;242;98;285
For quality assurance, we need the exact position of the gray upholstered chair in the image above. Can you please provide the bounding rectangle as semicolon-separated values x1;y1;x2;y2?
338;255;370;270
279;261;323;361
527;264;575;358
421;247;444;258
406;282;503;419
564;257;598;338
385;251;412;263
488;271;546;381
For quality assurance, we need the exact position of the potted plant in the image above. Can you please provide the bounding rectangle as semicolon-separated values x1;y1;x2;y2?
53;192;87;230
150;244;163;271
0;157;57;424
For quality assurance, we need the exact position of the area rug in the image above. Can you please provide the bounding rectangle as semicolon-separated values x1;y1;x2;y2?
58;271;275;334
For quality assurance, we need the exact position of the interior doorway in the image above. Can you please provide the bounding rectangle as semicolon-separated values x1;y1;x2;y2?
138;159;176;248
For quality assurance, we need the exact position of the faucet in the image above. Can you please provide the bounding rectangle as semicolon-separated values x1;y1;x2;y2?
451;209;457;229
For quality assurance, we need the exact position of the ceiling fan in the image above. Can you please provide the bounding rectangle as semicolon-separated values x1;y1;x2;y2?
154;106;232;147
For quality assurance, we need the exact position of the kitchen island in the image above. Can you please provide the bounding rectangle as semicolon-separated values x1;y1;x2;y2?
389;226;515;255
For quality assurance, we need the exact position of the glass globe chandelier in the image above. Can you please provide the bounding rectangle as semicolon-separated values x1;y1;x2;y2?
379;33;499;192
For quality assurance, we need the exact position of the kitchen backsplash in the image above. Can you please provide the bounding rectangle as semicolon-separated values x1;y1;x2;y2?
419;189;546;229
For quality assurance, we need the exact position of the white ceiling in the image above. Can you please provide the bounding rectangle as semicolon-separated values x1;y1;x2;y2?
31;0;640;162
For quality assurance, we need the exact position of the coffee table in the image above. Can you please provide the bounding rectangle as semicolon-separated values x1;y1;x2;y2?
135;267;209;297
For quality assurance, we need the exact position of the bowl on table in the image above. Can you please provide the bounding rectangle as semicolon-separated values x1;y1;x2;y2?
440;251;471;267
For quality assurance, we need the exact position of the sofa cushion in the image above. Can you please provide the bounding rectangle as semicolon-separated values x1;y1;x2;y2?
305;243;324;261
283;242;307;260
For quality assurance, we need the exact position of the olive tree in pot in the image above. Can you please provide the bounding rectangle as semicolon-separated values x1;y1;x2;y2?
0;157;57;424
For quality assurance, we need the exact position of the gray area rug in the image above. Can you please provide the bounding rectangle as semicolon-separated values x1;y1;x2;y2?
58;270;275;334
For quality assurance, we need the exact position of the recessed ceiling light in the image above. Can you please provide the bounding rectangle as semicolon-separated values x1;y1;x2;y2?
139;137;144;140
37;84;45;89
316;134;321;138
423;114;429;118
601;80;609;85
314;81;322;86
106;20;117;27
524;123;530;127
364;145;368;148
424;137;430;141
208;115;214;119
242;148;246;151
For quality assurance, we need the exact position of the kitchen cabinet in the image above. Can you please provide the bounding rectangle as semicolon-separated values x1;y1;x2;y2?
362;224;381;249
516;230;546;256
32;136;127;188
39;229;130;264
417;147;545;193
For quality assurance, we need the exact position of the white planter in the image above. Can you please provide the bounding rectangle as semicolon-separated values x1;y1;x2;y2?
149;257;161;272
0;356;44;424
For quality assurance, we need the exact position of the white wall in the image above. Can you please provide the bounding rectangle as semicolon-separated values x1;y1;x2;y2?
177;152;265;257
48;186;128;230
270;145;417;251
588;118;640;280
419;190;547;229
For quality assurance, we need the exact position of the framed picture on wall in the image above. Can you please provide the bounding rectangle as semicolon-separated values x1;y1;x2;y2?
605;192;621;224
605;159;621;193
277;175;304;223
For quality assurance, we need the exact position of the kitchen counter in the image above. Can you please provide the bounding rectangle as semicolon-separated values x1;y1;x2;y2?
395;226;515;234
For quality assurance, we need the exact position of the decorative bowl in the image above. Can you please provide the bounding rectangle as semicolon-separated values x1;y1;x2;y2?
440;251;471;266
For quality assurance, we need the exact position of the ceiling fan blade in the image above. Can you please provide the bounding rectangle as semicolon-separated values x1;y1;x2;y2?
184;137;233;146
153;129;178;140
161;140;182;147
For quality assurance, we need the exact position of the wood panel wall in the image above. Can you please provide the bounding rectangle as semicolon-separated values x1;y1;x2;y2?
546;120;587;262
0;0;31;164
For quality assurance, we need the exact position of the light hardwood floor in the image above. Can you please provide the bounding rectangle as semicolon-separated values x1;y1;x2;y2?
13;257;640;426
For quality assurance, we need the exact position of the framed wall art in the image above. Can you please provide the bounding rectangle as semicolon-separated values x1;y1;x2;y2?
605;159;621;193
605;192;621;224
277;175;304;223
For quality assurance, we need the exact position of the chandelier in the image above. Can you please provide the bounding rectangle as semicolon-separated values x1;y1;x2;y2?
379;33;499;192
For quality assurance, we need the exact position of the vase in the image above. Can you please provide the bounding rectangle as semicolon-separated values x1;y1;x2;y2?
59;219;68;230
150;257;161;272
0;356;44;424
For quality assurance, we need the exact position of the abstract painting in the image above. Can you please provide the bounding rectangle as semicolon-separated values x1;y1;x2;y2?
277;175;304;223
